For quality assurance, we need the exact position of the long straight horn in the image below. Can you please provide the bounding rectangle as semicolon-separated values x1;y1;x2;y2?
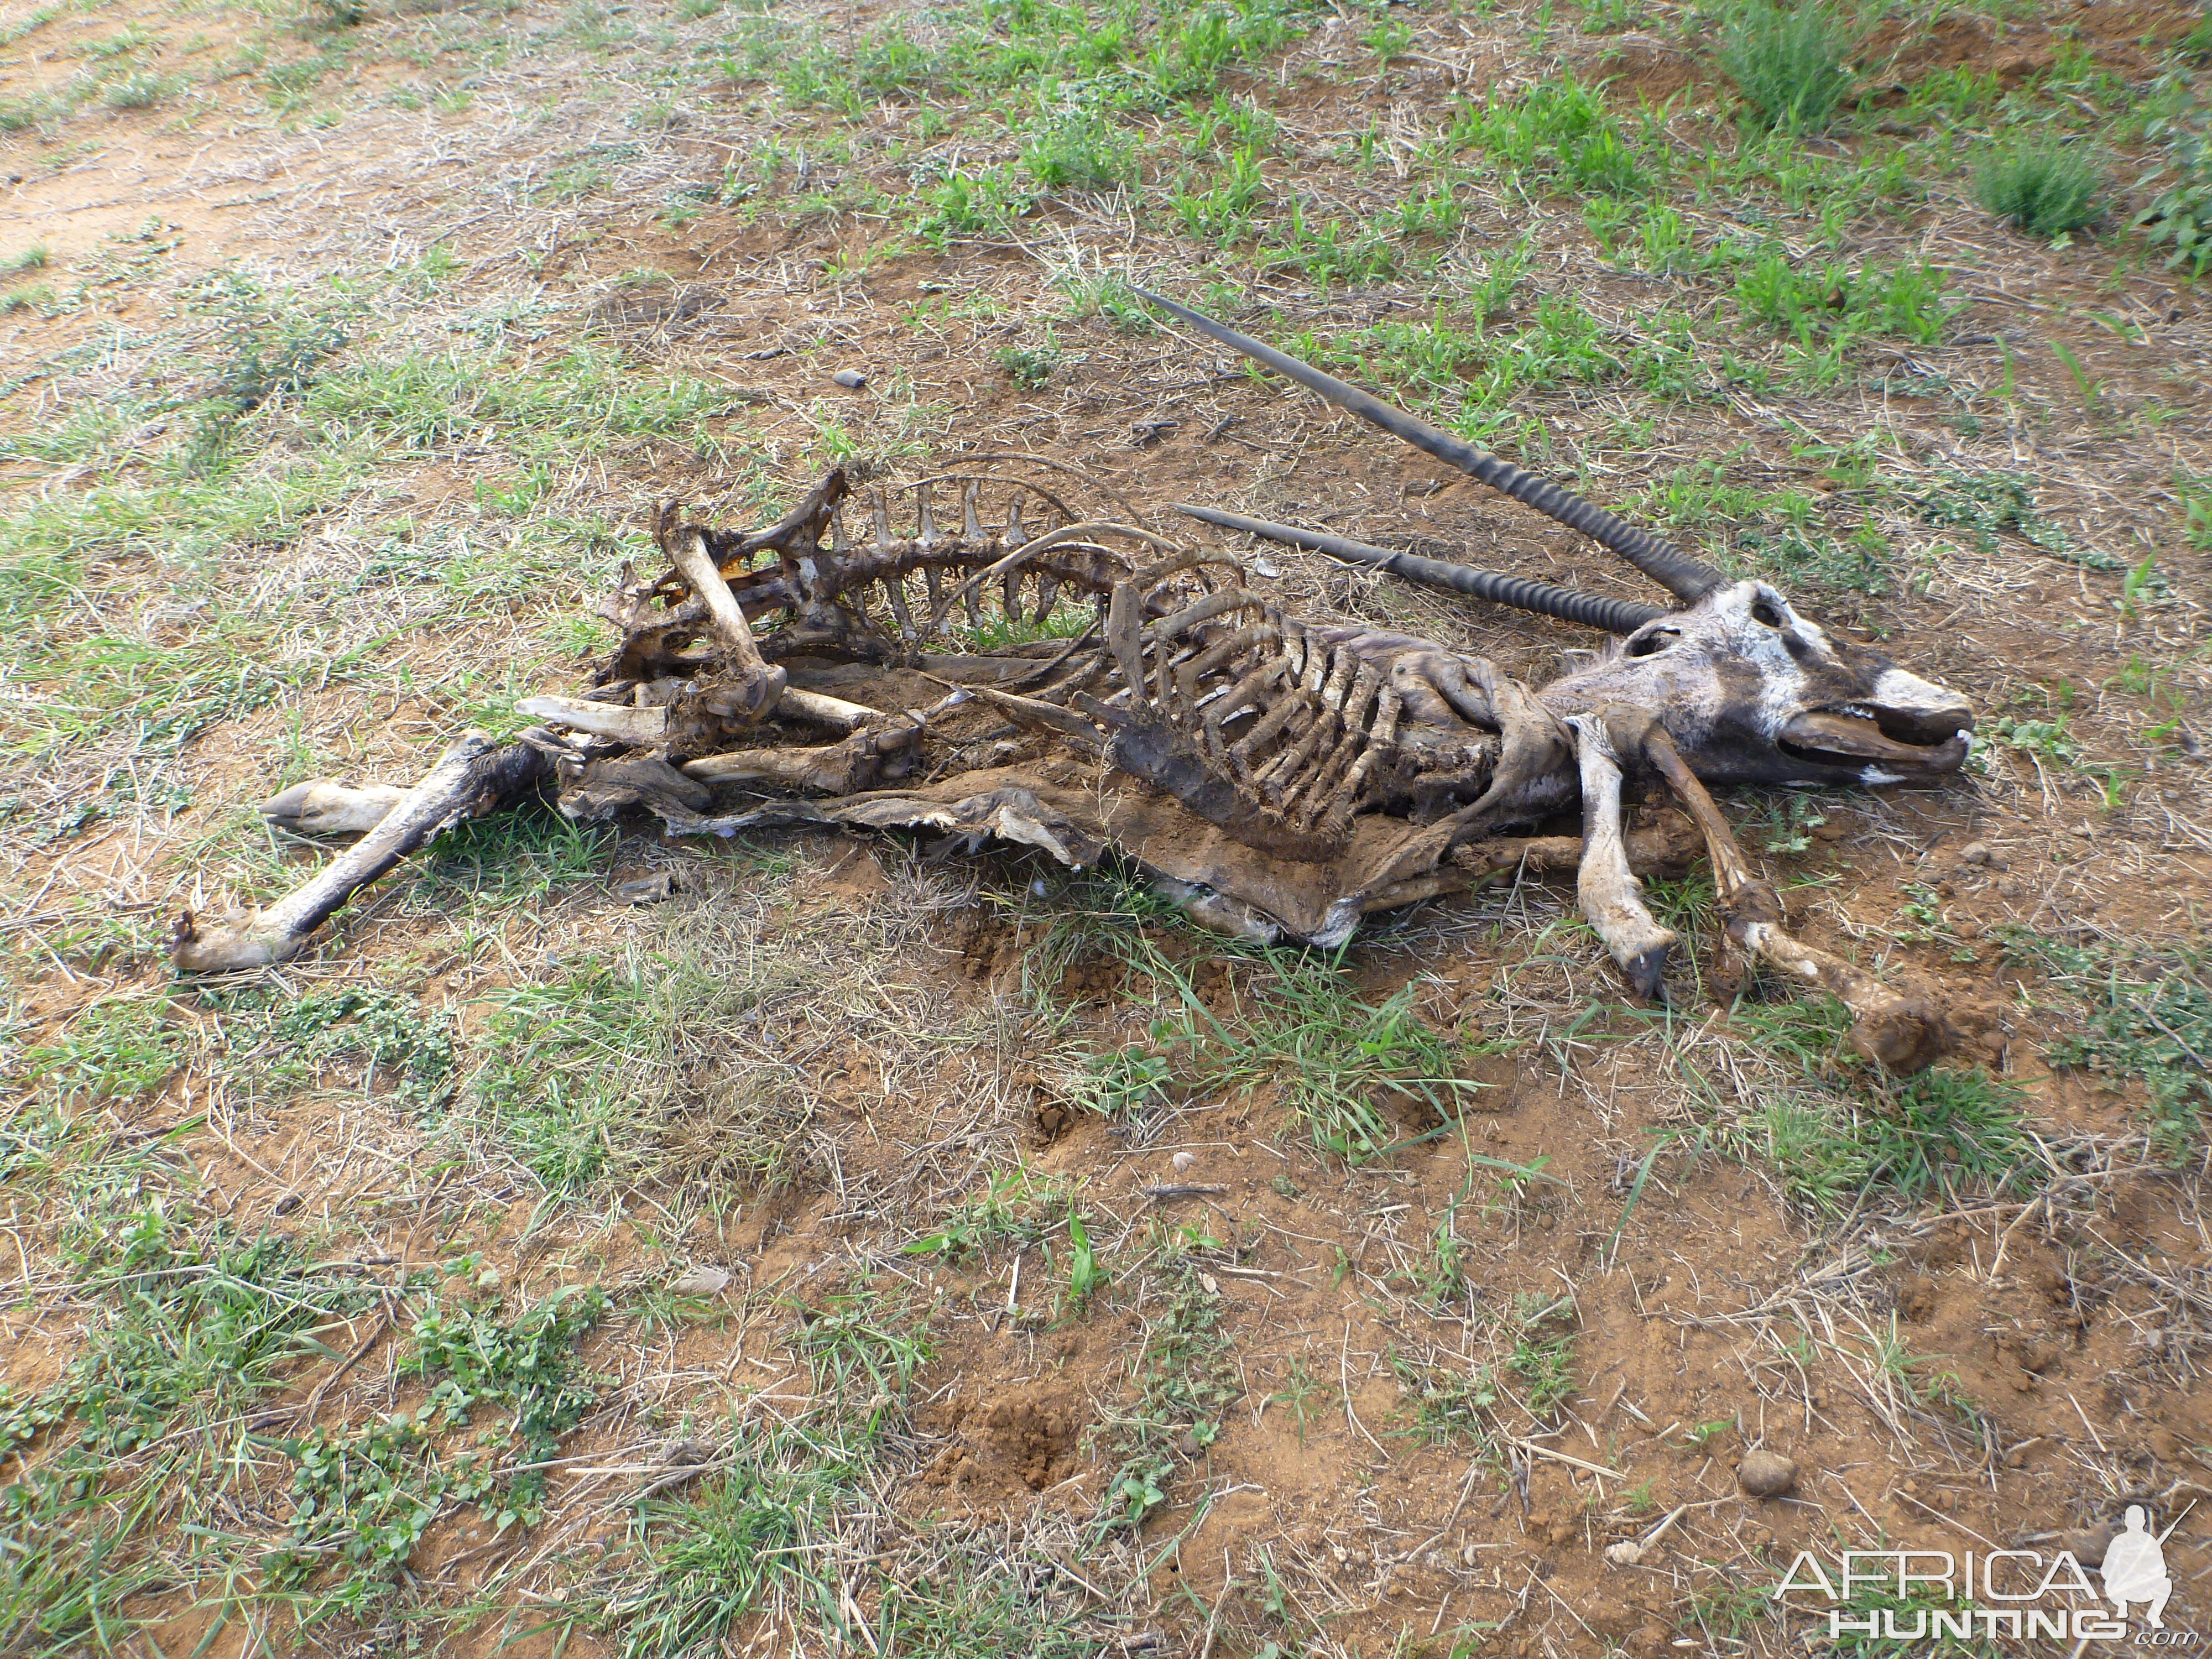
1178;505;1663;634
1139;289;1722;605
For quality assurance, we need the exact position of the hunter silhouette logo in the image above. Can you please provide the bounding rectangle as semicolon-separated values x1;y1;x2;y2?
2105;1505;2176;1631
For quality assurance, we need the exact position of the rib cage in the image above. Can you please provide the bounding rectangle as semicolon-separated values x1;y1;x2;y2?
1107;587;1508;851
646;465;1186;651
624;463;1530;856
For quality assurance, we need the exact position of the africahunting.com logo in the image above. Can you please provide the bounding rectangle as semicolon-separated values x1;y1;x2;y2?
1775;1506;2194;1645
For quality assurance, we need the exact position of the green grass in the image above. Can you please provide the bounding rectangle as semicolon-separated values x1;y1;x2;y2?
1913;470;2109;566
903;1162;1073;1261
0;1202;381;1652
1717;0;1856;134
1022;109;1138;190
597;1423;866;1655
1731;1066;2028;1214
593;1281;928;1653
1063;936;1484;1161
1976;142;2103;238
1447;74;1657;197
1098;1264;1232;1529
462;943;815;1194
2001;928;2212;1158
24;997;182;1105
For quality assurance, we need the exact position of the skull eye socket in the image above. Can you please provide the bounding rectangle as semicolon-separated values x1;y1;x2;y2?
1624;627;1678;659
1750;598;1785;628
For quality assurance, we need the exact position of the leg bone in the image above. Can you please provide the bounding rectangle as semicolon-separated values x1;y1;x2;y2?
1568;714;1676;999
1640;717;1951;1072
260;781;408;837
170;734;551;973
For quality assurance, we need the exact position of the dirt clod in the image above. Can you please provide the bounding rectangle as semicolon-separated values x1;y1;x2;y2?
1736;1449;1798;1498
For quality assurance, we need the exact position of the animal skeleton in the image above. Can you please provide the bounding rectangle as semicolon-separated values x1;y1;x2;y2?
170;295;1975;1071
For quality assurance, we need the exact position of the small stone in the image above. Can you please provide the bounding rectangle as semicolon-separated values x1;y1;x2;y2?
615;870;675;904
2020;1340;2062;1374
1958;841;1993;865
1736;1449;1797;1498
1171;1150;1197;1173
830;368;868;389
476;1265;503;1291
670;1264;732;1296
1177;1430;1202;1456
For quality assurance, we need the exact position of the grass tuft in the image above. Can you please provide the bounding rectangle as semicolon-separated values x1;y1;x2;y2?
1717;0;1855;134
1976;142;2103;238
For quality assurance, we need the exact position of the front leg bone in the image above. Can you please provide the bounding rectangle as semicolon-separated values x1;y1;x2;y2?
1640;721;1950;1073
1567;714;1676;999
169;733;551;973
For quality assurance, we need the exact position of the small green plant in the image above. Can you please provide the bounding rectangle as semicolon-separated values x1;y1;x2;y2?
1066;1209;1104;1307
600;1423;865;1657
1450;75;1653;198
1269;1357;1326;1446
2135;115;2212;278
24;1000;180;1104
1504;1294;1578;1417
1172;145;1269;243
1976;142;2103;239
1099;1268;1232;1530
997;332;1067;390
793;1288;930;1436
915;166;1036;246
1914;471;2106;565
1717;1;1855;134
1022;111;1137;191
1362;17;1413;60
905;1165;1072;1260
2004;928;2212;1158
101;71;178;111
1390;1352;1499;1444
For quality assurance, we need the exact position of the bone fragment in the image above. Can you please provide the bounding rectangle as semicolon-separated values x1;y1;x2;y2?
170;733;550;973
1641;722;1950;1072
516;697;671;744
664;523;786;722
1568;713;1676;999
678;720;922;795
517;687;876;739
260;780;408;837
